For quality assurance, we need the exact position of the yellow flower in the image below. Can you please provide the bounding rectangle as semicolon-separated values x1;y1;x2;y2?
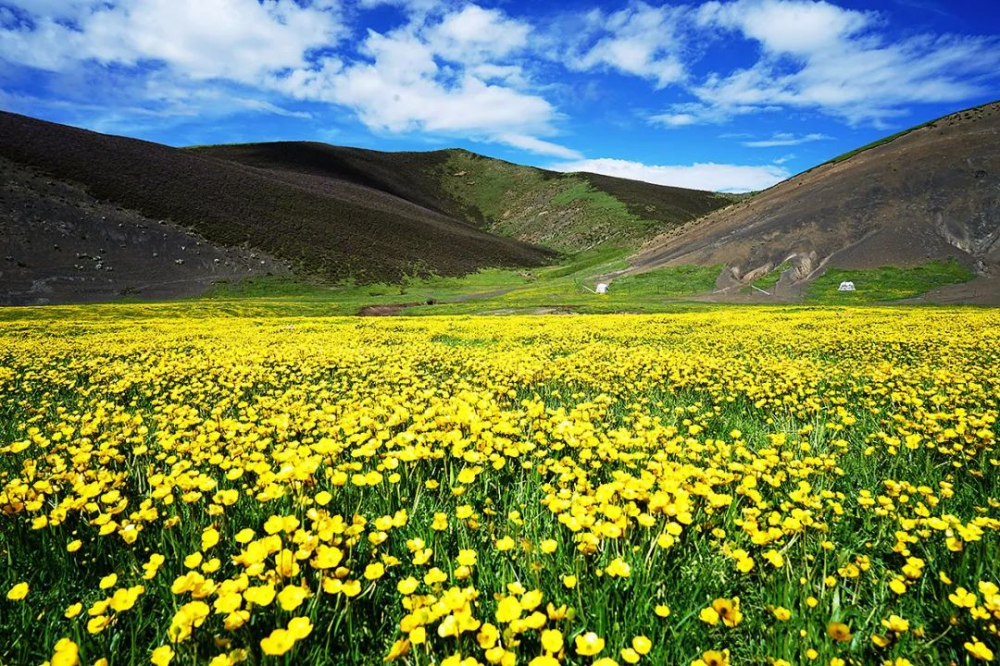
540;539;558;554
965;639;994;662
495;596;522;623
65;602;83;619
87;615;110;634
699;607;720;625
827;622;852;642
529;657;560;666
606;557;632;577
772;606;791;621
575;631;605;657
109;585;145;612
260;629;295;656
6;582;29;601
312;545;344;570
201;527;220;551
397;577;419;595
632;635;652;655
99;573;118;590
288;616;313;640
495;536;516;552
697;649;729;666
654;605;670;618
243;585;276;607
521;589;544;610
67;540;83;553
881;615;909;633
562;575;577;589
364;563;385;580
150;645;174;666
277;585;310;611
705;598;742;627
384;638;410;662
621;648;640;664
950;587;977;608
540;629;564;653
50;638;80;666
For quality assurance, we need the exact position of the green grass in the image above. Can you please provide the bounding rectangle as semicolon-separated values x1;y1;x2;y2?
806;259;975;303
611;264;722;298
751;261;791;292
439;153;663;254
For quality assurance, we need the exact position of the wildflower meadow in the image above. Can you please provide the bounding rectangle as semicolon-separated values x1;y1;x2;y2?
1;306;997;666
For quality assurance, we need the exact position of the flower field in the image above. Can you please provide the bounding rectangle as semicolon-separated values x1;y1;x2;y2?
1;306;998;666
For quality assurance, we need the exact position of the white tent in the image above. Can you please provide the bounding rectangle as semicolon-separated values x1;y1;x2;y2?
595;283;609;294
838;281;856;292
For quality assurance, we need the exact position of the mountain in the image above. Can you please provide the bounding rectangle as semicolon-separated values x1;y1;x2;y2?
191;143;732;254
0;111;730;305
629;101;1000;298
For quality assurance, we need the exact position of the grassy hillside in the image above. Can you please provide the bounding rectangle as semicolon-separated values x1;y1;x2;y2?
438;151;731;253
199;143;731;256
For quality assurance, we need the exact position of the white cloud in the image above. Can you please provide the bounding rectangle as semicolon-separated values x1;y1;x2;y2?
270;4;574;156
650;102;767;127
0;0;344;82
566;3;688;88
425;5;530;62
667;0;1000;126
741;132;830;147
497;134;582;159
698;0;873;56
1;0;576;157
551;157;789;193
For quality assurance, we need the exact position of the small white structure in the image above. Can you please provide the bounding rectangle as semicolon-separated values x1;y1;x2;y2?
838;281;856;292
595;283;609;294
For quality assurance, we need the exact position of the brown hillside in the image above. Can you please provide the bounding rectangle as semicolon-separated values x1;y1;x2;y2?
198;143;732;253
632;101;1000;290
0;111;553;298
0;155;286;305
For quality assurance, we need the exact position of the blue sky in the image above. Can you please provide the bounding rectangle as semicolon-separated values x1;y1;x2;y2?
1;0;998;192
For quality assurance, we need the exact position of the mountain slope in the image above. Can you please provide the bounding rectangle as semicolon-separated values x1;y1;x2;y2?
0;154;288;305
631;101;1000;294
0;111;553;300
196;143;732;254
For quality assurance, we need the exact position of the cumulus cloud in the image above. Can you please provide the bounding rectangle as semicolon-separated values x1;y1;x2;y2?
270;5;576;155
2;0;999;163
565;3;689;88
0;0;577;157
551;157;789;193
658;0;1000;126
0;0;344;82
